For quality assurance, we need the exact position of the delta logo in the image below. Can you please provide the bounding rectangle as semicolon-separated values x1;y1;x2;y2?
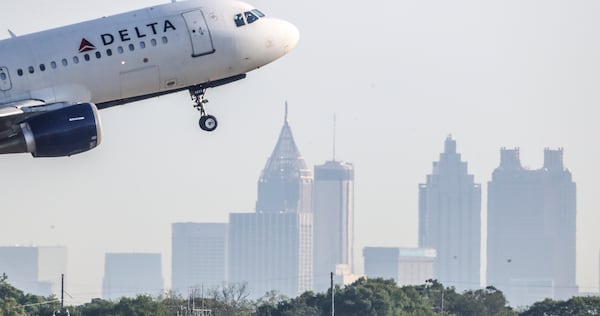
77;20;176;54
79;38;96;53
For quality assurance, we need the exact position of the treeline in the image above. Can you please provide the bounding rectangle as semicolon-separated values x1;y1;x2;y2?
2;276;600;315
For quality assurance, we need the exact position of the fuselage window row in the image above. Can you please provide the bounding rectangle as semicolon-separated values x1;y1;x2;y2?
15;35;169;77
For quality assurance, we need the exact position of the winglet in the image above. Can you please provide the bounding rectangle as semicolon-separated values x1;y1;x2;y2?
8;29;16;38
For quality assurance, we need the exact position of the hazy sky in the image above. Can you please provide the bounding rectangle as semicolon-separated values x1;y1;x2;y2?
1;0;599;304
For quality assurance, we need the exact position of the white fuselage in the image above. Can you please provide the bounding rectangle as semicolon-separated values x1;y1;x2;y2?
0;0;299;107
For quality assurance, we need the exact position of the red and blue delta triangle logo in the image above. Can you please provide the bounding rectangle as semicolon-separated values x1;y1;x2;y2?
79;38;96;53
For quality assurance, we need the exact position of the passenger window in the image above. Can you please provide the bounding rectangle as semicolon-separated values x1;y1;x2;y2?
106;49;113;56
118;46;124;54
17;69;23;76
0;73;6;80
84;54;90;61
62;59;68;66
151;39;157;46
96;51;101;59
140;41;146;49
234;13;245;27
39;64;46;71
73;56;79;64
245;11;259;24
50;61;57;69
162;36;168;44
128;44;135;51
28;66;34;74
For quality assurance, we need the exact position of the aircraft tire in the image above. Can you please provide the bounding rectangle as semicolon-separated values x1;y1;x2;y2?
199;115;218;132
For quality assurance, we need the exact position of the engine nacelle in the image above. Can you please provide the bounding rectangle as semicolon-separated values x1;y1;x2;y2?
0;103;102;157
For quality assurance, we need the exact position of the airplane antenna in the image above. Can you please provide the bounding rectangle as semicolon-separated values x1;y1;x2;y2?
7;30;16;38
332;113;336;161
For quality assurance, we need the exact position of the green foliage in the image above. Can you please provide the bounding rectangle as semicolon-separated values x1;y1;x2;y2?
5;276;599;316
0;280;60;316
521;296;600;316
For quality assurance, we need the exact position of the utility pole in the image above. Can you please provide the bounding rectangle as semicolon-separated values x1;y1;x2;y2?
61;274;64;309
330;272;335;316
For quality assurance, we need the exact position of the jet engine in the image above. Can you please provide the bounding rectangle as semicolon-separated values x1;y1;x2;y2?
0;103;102;157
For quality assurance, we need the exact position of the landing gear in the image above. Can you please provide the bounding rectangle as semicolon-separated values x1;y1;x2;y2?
190;86;218;132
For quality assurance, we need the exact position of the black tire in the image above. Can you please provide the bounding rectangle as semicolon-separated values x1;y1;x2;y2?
199;115;218;132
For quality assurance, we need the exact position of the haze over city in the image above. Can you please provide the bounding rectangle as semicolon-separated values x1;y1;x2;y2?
0;0;599;305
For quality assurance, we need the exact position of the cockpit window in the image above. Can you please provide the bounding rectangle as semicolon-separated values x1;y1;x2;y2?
234;13;245;27
234;9;266;27
245;11;259;24
252;9;265;17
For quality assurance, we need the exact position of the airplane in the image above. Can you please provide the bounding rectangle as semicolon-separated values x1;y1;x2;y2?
0;0;299;157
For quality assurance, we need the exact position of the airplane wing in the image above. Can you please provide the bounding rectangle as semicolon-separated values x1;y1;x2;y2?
0;100;47;129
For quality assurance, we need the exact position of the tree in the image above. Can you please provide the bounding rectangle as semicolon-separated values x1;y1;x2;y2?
209;283;254;316
0;282;26;316
254;290;288;316
522;296;600;316
113;295;168;316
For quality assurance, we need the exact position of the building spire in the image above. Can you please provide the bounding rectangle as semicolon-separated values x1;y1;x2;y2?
284;101;289;125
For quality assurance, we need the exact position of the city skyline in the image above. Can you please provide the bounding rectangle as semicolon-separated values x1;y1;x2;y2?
0;133;592;302
0;0;598;304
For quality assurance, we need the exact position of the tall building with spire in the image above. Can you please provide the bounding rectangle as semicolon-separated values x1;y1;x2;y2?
487;148;577;306
313;160;354;291
256;104;313;214
419;136;481;291
229;104;313;297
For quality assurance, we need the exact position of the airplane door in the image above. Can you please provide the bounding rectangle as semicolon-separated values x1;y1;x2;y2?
0;67;12;91
182;10;216;57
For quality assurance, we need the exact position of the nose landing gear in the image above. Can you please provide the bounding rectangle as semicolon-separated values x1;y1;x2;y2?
190;86;218;132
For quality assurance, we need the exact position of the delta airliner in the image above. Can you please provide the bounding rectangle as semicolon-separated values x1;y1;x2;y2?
0;0;299;157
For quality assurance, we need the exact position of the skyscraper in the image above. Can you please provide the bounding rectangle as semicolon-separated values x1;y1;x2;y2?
229;212;312;297
418;136;481;291
313;160;354;292
487;148;577;306
102;253;164;300
0;246;67;296
228;104;313;298
171;222;228;293
255;105;312;214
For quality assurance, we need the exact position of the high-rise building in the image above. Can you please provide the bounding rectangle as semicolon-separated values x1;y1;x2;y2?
228;105;313;298
313;160;354;292
171;222;227;293
0;246;67;296
255;105;312;214
229;212;312;297
418;136;481;291
487;148;577;306
102;253;164;300
363;247;436;286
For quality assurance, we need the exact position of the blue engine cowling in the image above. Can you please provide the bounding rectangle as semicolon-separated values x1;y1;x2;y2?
22;103;102;157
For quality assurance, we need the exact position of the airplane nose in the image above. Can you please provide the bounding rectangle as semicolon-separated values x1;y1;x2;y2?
281;21;300;53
